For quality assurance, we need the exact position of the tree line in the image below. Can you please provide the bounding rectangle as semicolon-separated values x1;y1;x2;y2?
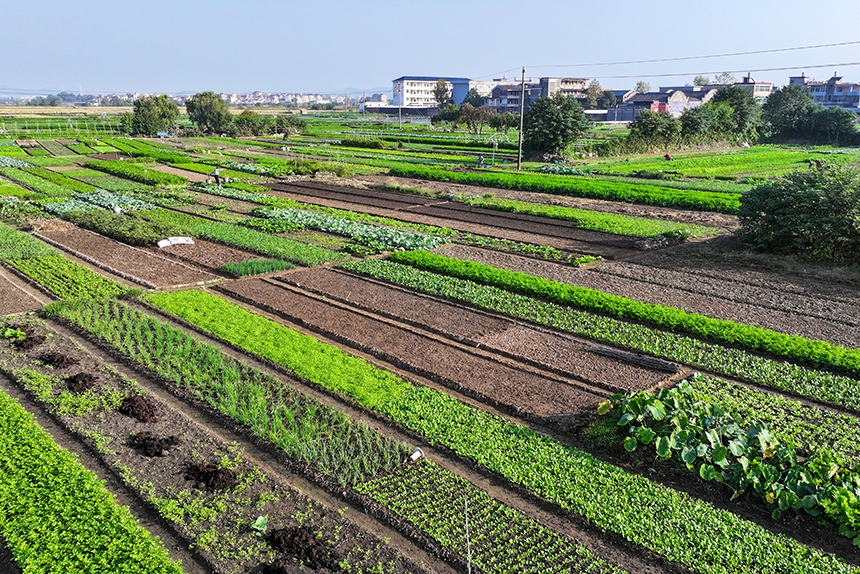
125;91;307;138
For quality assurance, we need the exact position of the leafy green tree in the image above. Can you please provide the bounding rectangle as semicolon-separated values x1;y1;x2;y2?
693;75;711;86
233;110;268;136
462;88;485;108
627;110;681;150
185;91;233;133
679;105;716;142
584;80;603;109
708;85;760;142
489;112;518;134
271;114;307;140
433;79;451;110
737;163;860;261
811;107;859;145
460;103;493;135
714;72;737;85
118;111;134;134
598;90;617;108
523;92;591;156
634;81;651;93
761;84;818;141
130;95;179;137
431;103;462;130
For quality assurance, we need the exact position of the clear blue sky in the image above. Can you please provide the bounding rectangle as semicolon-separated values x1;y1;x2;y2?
3;0;859;97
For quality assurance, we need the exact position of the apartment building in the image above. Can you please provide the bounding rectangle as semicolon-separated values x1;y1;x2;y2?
789;73;860;112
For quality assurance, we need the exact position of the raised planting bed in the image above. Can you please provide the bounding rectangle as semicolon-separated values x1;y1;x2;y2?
340;259;860;416
34;220;218;288
277;267;674;393
215;278;611;430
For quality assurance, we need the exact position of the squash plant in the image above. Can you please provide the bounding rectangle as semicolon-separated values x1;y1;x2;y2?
601;379;860;544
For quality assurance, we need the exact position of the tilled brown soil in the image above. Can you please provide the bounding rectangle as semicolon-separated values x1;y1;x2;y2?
216;278;611;431
144;238;261;274
280;267;672;393
34;223;218;288
434;243;860;348
0;267;42;315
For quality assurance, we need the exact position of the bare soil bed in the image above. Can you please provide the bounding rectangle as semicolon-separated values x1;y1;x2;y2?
144;239;262;274
434;243;860;349
215;278;611;431
0;268;43;315
149;164;210;182
280;267;673;393
34;221;219;288
266;181;639;259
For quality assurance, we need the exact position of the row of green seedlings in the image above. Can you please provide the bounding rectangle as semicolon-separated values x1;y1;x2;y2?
340;258;860;414
135;288;856;574
39;297;623;574
196;182;597;264
356;459;625;574
598;380;860;545
388;164;742;214
84;159;188;186
0;167;77;197
0;386;181;573
0;221;134;300
0;323;413;573
385;251;860;380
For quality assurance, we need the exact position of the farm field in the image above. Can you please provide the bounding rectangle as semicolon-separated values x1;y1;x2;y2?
0;133;859;573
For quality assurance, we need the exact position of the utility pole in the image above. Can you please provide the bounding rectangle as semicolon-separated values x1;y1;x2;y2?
516;67;526;170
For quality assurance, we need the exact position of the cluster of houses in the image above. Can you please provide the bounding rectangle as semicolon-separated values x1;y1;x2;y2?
373;73;860;120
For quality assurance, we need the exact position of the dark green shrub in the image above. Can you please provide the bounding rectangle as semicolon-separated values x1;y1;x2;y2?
737;163;860;262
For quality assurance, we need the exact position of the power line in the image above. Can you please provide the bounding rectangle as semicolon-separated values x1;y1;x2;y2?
473;40;860;81
592;61;860;80
531;40;860;69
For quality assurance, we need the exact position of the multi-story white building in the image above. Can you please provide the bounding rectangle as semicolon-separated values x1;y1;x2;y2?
391;76;473;107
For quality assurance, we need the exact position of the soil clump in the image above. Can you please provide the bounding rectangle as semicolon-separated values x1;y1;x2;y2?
118;394;159;422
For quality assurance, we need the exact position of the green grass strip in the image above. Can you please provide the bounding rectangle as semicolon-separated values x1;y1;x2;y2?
143;288;857;574
388;165;741;214
459;195;724;238
192;221;348;266
0;168;75;196
221;258;294;276
388;250;860;378
23;167;98;193
0;390;182;574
